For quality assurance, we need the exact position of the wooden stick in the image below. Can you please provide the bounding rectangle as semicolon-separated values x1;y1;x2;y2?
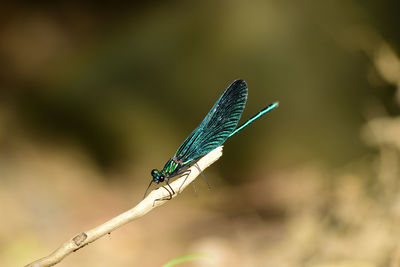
25;146;223;267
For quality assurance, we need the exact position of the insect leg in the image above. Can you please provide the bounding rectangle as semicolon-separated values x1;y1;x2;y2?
165;179;176;197
194;162;211;190
153;179;176;206
143;180;154;199
177;169;192;194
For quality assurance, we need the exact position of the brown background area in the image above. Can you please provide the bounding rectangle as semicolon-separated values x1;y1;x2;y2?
1;1;400;266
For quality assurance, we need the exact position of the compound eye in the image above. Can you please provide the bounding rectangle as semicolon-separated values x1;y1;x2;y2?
160;175;165;182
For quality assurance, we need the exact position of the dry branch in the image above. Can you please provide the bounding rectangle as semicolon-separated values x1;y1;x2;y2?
26;146;223;267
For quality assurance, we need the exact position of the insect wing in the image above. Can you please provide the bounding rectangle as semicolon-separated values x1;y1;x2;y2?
174;79;248;165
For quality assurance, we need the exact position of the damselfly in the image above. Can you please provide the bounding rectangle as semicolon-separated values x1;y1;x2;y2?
145;79;278;199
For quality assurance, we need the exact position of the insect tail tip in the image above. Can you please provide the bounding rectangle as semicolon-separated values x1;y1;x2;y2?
272;101;280;108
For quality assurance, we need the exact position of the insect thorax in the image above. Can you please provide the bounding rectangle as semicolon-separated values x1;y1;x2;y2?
162;157;182;177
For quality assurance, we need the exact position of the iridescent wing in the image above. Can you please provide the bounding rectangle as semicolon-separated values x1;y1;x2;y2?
174;79;248;166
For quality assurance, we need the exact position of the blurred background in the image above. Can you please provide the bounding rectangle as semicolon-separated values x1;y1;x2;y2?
1;1;400;266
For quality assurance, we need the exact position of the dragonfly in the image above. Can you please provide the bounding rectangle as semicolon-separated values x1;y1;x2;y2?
145;79;279;199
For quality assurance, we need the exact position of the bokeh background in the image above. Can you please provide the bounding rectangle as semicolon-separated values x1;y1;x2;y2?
1;1;400;266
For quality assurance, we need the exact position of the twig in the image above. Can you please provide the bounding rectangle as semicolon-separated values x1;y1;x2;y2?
25;146;223;267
